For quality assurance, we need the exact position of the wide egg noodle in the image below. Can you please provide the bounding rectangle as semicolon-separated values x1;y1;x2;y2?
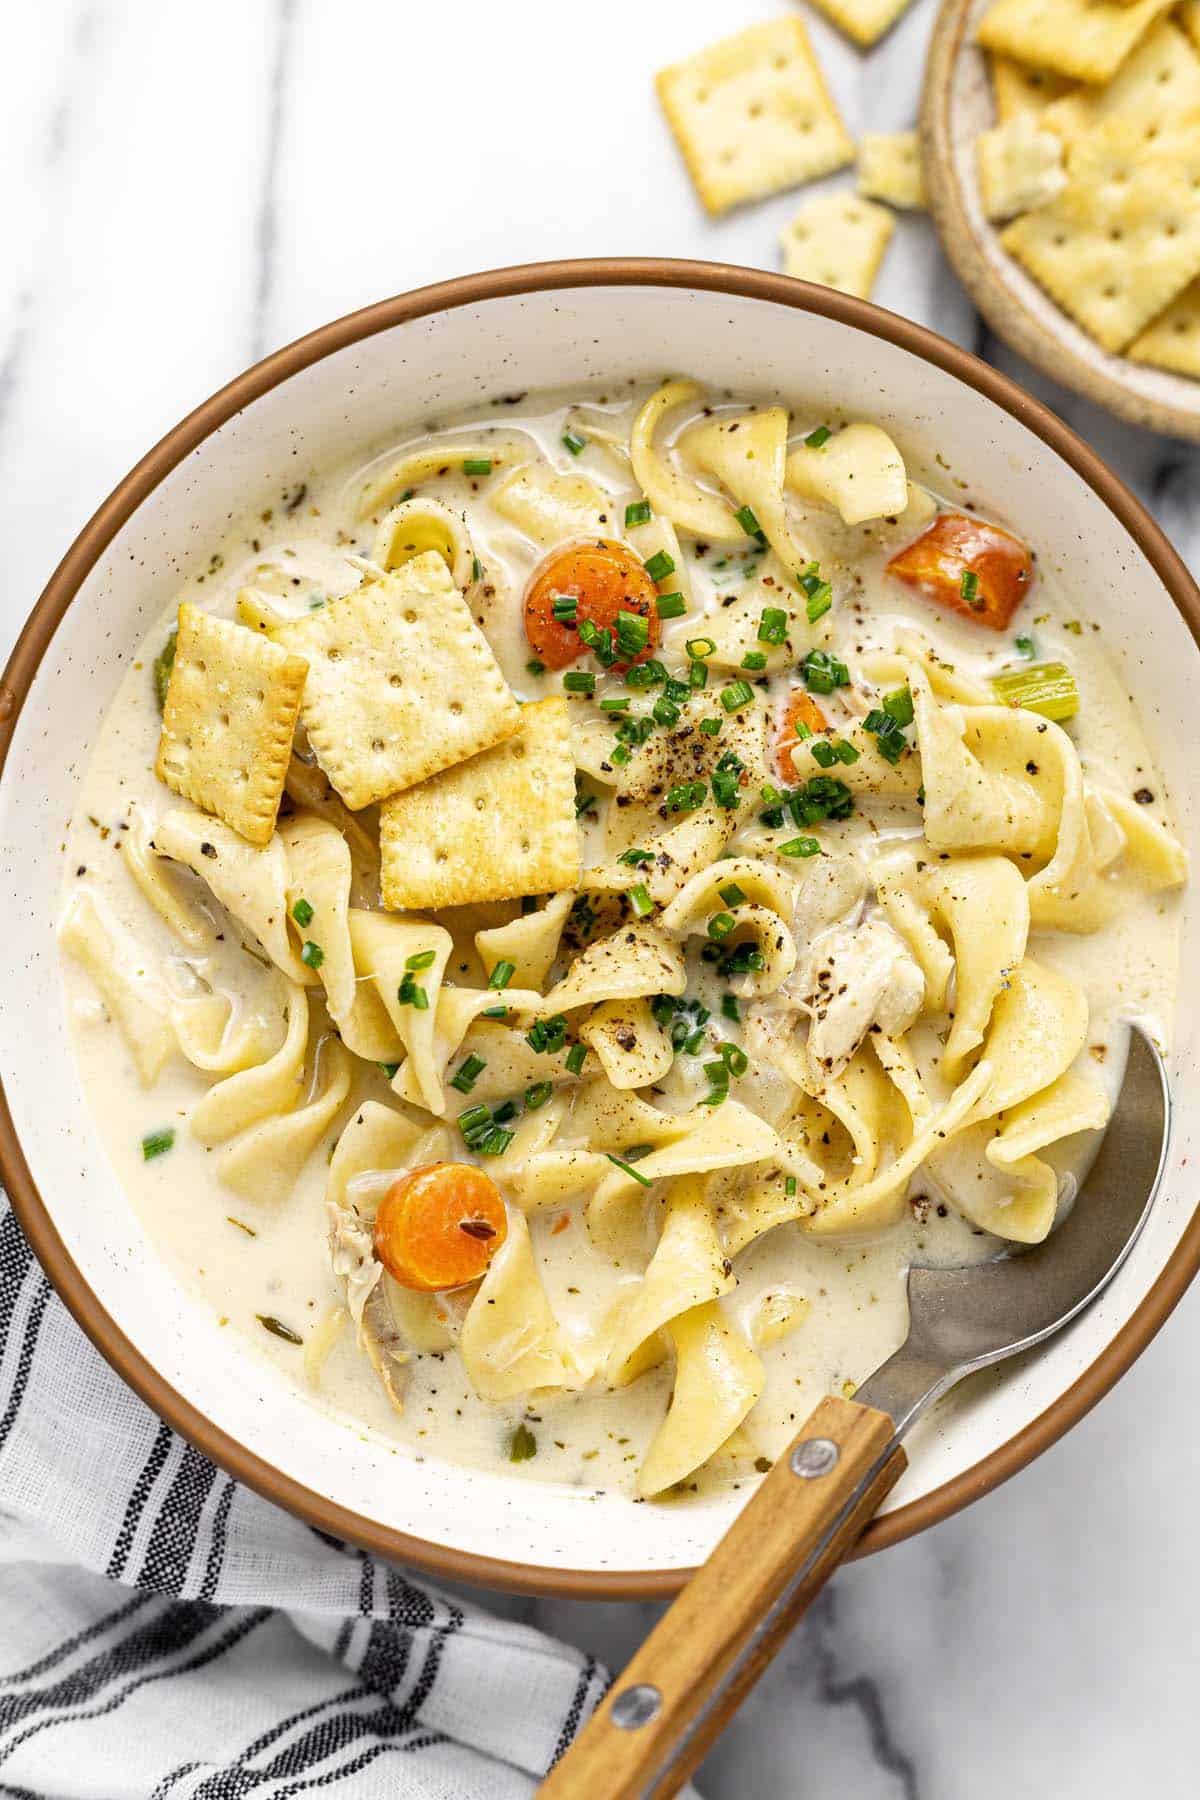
629;380;742;541
219;1031;352;1208
459;1209;576;1401
604;1177;735;1387
636;1301;764;1498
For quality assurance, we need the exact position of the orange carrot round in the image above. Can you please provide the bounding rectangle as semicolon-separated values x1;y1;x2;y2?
886;512;1033;630
523;539;661;671
374;1163;508;1292
777;688;829;782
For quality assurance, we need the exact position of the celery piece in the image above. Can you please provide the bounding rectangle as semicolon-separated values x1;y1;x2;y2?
990;660;1078;723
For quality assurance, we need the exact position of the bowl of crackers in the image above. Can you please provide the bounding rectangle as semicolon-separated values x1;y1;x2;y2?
922;0;1200;440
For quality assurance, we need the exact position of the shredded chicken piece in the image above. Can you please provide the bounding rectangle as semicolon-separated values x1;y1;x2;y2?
797;916;924;1080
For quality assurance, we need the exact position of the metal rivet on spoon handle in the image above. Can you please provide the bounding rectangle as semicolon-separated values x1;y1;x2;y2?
536;1026;1169;1800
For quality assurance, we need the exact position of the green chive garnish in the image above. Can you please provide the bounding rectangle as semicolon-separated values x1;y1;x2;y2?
563;671;596;695
883;687;914;728
472;555;484;583
300;940;324;969
757;607;788;645
600;694;631;712
526;658;546;677
698;716;722;737
449;1053;487;1094
291;898;314;928
1015;634;1036;660
741;651;767;672
785;1175;798;1196
734;504;766;542
618;846;653;866
804;425;831;448
565;1042;587;1075
463;457;492;476
607;1153;653;1187
509;1422;537;1461
652;695;680;728
488;960;515;991
643;550;675;584
721;992;740;1022
718;882;747;907
960;569;982;608
686;637;716;660
141;1128;175;1161
406;949;436;970
552;592;579;622
524;1081;554;1110
720;680;754;712
777;836;822;857
628;884;655;918
801;649;849;694
562;430;586;456
625;500;652;527
707;911;736;941
655;592;687;619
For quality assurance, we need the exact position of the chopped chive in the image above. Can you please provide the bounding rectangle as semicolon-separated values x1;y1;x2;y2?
805;581;833;624
666;780;707;812
655;592;687;619
741;651;768;672
698;716;722;737
478;1126;514;1156
600;694;631;712
625;658;666;689
565;1042;587;1075
526;1015;567;1054
526;658;546;677
703;1058;730;1088
643;550;675;584
680;1025;703;1055
777;836;822;857
698;1087;728;1108
883;686;914;728
481;1005;509;1019
718;881;747;907
801;649;849;694
300;940;324;970
1015;633;1037;660
720;1041;749;1078
833;739;860;765
616;610;650;655
863;708;909;763
757;607;788;645
563;671;596;695
291;897;314;928
141;1128;175;1161
721;992;740;1022
804;425;831;448
463;457;492;476
720;680;754;712
628;883;655;918
524;1081;554;1110
472;555;484;583
959;569;982;608
618;846;653;866
607;1152;653;1187
651;994;677;1026
734;504;766;542
785;1175;798;1196
689;660;709;690
396;972;429;1008
449;1053;487;1094
562;430;587;456
625;499;652;527
711;749;745;810
652;695;680;728
458;1102;493;1142
686;637;716;660
707;911;736;941
406;949;436;971
488;960;515;991
379;1061;400;1078
551;591;579;622
664;677;691;703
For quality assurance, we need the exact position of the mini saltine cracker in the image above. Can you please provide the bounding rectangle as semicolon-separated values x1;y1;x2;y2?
1040;19;1200;143
1001;119;1200;352
271;552;520;812
976;0;1176;86
806;0;915;49
655;18;853;216
781;191;895;299
379;697;580;911
976;115;1066;220
1128;279;1200;374
857;131;927;209
155;603;307;846
990;55;1076;122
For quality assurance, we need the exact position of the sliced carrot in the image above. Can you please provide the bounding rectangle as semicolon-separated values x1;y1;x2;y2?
523;539;661;671
886;512;1033;631
374;1163;508;1292
777;689;829;783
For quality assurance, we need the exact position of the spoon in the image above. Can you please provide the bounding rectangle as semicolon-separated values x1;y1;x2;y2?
539;1023;1169;1800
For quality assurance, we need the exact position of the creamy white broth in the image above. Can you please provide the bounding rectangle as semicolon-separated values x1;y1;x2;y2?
57;382;1183;1499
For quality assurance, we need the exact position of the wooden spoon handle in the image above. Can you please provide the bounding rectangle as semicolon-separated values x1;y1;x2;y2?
537;1394;905;1800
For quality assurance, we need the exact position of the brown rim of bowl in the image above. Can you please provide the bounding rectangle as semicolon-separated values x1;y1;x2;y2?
2;256;1199;1599
920;0;1200;446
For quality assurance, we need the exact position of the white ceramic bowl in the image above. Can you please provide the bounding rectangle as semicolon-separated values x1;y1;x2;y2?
2;260;1199;1597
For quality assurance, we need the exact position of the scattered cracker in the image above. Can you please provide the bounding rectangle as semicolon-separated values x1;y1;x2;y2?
1040;19;1200;143
272;553;520;811
976;0;1176;86
857;131;926;209
977;115;1066;220
1128;278;1200;374
655;17;853;216
990;54;1076;122
379;698;580;911
1001;119;1200;352
780;191;895;299
155;603;306;846
805;0;915;48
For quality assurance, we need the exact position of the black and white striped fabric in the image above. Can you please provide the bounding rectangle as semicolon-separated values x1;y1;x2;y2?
0;1197;614;1798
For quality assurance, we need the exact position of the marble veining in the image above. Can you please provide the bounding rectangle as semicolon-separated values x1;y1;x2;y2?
3;1;1199;1794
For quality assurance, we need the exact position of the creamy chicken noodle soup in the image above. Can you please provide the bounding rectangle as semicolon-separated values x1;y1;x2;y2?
58;380;1187;1499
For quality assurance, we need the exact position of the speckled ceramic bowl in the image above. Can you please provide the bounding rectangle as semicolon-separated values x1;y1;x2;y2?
2;260;1199;1596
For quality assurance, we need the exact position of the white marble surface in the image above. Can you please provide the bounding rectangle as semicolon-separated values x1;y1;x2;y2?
3;1;1200;1793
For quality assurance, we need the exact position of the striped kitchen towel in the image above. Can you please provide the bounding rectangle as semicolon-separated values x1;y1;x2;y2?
0;1198;615;1798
